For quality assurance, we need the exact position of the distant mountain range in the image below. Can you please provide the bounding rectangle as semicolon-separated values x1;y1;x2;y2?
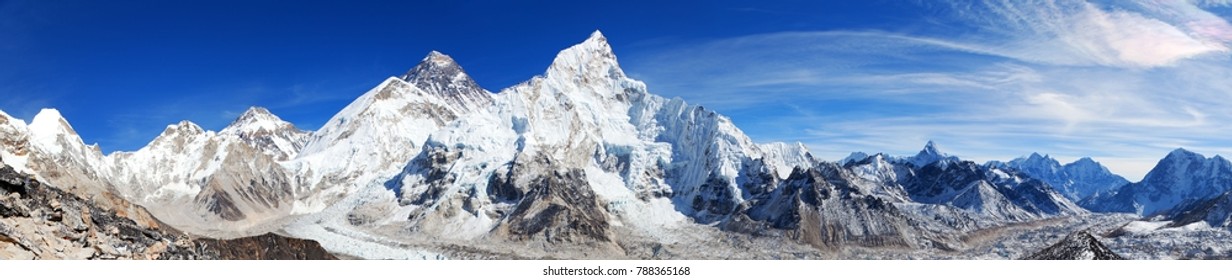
3;31;1231;259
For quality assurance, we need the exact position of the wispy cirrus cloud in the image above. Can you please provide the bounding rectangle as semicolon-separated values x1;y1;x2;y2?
623;0;1232;180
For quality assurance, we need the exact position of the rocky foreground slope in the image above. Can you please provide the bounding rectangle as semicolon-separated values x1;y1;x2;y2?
0;162;334;260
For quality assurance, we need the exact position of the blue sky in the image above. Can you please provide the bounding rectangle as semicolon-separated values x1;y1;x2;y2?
3;0;1232;180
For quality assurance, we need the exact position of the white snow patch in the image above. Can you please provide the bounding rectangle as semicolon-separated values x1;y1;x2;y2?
1120;220;1171;234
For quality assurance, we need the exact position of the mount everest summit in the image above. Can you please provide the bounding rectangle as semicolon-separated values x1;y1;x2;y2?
3;31;1232;259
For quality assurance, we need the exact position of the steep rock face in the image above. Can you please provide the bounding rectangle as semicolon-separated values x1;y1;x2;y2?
1022;231;1124;260
1084;149;1232;216
990;153;1128;202
495;164;612;245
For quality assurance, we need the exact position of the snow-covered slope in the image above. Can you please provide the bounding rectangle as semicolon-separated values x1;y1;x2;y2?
1084;148;1232;216
989;153;1128;202
290;51;493;213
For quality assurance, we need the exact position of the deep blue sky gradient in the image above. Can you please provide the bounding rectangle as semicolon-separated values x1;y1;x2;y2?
5;0;1232;180
1;0;923;151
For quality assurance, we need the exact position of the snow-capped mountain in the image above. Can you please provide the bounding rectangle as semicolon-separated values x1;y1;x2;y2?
907;140;959;167
988;153;1129;202
1084;148;1232;216
220;107;310;161
385;31;811;246
290;51;494;213
106;107;308;233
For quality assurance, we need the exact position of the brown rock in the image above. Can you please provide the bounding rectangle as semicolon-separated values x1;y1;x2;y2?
64;245;95;259
194;233;338;260
142;241;168;259
0;242;35;260
95;242;120;256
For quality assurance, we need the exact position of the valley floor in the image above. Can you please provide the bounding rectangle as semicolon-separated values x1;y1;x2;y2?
276;210;1232;260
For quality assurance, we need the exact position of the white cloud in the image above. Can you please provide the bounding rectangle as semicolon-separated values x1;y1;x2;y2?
624;0;1232;180
950;0;1231;68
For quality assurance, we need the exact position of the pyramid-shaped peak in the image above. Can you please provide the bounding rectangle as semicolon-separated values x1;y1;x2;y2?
29;108;77;137
1072;157;1098;165
389;50;492;107
546;31;622;80
421;50;458;67
30;108;65;127
921;140;944;156
1164;147;1205;162
237;106;276;120
401;50;475;85
224;106;296;134
587;30;607;43
910;140;958;166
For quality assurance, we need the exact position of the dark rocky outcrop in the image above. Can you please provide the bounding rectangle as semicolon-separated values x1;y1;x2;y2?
1022;230;1124;260
195;233;336;260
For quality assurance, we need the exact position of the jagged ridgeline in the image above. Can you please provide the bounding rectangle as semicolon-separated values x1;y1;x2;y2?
4;31;1226;259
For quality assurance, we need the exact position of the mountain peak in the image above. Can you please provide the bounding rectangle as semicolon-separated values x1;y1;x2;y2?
422;50;457;68
223;106;296;135
910;140;957;166
29;108;77;137
396;51;491;106
546;31;623;81
923;140;942;154
1163;148;1206;163
587;29;607;44
919;140;947;158
162;120;205;137
401;51;466;82
1064;157;1100;170
237;106;275;121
